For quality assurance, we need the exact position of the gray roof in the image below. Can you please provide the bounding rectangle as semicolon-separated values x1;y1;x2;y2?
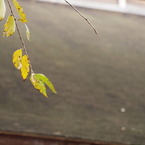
0;1;145;145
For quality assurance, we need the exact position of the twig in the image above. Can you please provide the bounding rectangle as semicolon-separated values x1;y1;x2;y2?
64;0;98;35
6;0;34;73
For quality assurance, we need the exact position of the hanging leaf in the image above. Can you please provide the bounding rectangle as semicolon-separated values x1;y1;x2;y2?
34;73;57;94
12;0;28;23
3;15;16;37
30;73;48;97
20;55;30;80
12;49;22;70
0;0;6;21
30;73;57;97
24;23;30;40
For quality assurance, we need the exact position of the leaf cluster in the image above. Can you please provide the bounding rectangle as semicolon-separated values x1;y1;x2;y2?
0;0;57;97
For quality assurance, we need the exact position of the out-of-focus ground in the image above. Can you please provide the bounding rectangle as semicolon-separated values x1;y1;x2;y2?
37;0;145;16
0;1;145;145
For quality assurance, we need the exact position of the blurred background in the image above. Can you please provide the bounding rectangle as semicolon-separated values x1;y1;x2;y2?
0;0;145;145
37;0;145;15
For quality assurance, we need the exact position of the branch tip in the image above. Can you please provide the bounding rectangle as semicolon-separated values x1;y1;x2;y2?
64;0;98;35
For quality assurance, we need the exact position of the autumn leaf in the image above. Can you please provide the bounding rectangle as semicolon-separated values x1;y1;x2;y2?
12;49;22;70
0;0;6;21
30;73;57;97
20;55;30;80
24;23;30;40
3;15;16;37
30;73;48;97
12;0;28;23
34;73;57;94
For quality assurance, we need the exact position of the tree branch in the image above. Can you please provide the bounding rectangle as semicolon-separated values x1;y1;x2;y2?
6;0;34;73
64;0;98;35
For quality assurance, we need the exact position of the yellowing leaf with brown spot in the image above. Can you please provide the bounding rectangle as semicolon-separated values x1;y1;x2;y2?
20;55;30;80
12;0;28;23
12;49;22;70
24;24;30;40
0;0;6;21
3;15;16;37
30;73;48;97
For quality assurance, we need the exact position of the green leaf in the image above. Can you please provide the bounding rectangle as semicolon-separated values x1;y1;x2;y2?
30;73;57;97
35;73;57;94
30;73;48;97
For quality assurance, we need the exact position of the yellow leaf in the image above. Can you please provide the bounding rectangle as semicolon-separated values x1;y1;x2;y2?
30;73;48;97
12;49;22;70
20;55;30;80
12;0;28;23
24;24;30;40
0;0;6;21
3;15;16;37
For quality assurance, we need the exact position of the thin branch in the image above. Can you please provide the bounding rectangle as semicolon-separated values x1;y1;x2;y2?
6;0;34;73
64;0;98;35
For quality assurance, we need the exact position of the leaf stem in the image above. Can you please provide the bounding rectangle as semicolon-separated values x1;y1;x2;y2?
6;0;34;73
64;0;98;35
